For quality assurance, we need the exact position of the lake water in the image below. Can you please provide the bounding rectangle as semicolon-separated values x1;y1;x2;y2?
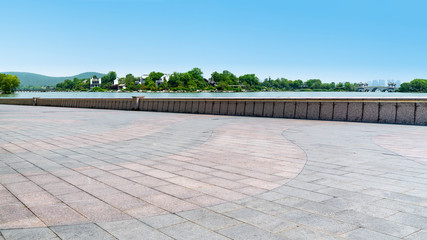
2;91;427;98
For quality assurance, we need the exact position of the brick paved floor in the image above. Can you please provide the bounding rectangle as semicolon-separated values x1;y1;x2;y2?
0;105;426;239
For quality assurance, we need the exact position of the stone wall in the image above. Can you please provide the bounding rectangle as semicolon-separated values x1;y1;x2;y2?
1;97;426;125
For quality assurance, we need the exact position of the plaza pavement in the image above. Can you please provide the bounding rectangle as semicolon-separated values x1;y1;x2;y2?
0;104;426;240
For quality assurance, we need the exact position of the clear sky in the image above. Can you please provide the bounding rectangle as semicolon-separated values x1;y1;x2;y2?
1;0;426;82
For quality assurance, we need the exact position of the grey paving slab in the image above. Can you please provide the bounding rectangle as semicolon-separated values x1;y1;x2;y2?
218;224;285;240
50;224;116;240
404;230;427;240
278;226;342;240
139;213;187;229
98;219;172;240
160;222;229;240
1;228;58;240
342;228;400;240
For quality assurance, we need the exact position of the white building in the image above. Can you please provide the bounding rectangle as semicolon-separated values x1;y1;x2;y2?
90;77;101;89
156;74;170;87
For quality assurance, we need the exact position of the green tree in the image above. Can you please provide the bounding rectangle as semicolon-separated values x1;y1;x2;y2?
101;71;117;89
0;74;20;94
410;79;427;92
305;79;322;89
148;72;164;81
399;82;411;92
239;74;260;89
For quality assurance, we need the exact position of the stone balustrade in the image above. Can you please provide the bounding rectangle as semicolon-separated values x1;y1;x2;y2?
1;97;426;125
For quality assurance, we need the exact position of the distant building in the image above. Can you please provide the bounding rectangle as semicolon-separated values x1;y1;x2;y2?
136;74;149;85
113;78;119;86
155;74;170;87
90;77;101;89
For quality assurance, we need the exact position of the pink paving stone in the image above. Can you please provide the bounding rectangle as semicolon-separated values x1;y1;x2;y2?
98;193;148;211
130;175;170;187
238;178;281;190
201;177;248;189
66;199;130;222
30;203;89;226
5;181;43;195
28;174;62;185
143;169;178;179
41;182;82;196
114;183;160;198
15;191;61;207
175;169;211;180
125;204;169;218
155;184;204;199
110;168;144;178
166;176;211;189
141;194;199;212
196;185;248;201
186;195;226;207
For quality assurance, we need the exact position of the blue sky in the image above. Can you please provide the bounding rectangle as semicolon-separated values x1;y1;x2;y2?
1;0;426;82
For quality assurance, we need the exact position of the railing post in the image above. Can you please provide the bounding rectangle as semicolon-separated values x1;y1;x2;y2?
132;96;145;110
33;97;40;106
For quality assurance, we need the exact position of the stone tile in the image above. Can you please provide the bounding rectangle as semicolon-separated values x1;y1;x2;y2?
405;230;427;240
98;219;172;240
278;226;341;240
218;224;284;240
51;223;116;240
178;208;240;230
386;212;427;229
332;210;419;238
31;203;89;226
279;209;357;235
160;222;228;240
225;208;296;233
1;228;57;240
342;228;400;240
140;213;187;229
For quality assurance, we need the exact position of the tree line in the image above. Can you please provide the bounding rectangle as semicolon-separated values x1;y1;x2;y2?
52;68;427;93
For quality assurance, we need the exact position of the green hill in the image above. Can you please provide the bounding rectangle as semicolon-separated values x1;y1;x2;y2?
1;72;106;87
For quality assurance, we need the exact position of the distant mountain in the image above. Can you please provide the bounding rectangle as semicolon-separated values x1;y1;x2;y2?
1;72;107;87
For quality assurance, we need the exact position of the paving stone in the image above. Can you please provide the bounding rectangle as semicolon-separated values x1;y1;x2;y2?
140;213;187;229
278;226;341;240
51;223;116;240
98;219;172;240
178;208;240;230
404;230;427;240
342;228;400;240
332;210;419;238
386;212;427;229
1;228;58;240
218;224;285;240
225;208;297;233
279;209;358;235
160;222;228;240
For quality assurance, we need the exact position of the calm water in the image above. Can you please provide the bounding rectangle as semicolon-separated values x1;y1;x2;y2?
2;91;427;98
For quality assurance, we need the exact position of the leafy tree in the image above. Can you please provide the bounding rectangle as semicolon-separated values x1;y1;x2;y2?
0;74;20;94
305;79;322;89
144;77;156;91
409;79;427;92
399;82;411;92
101;71;117;89
148;72;164;81
239;74;260;89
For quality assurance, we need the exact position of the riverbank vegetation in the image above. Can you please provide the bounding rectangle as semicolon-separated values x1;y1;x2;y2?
0;73;20;94
397;79;427;92
51;68;426;93
54;68;360;92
